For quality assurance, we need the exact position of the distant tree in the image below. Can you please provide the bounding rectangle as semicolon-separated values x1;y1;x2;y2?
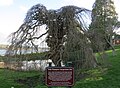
89;0;118;54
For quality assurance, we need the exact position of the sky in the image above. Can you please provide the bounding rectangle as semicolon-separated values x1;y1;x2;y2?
0;0;120;44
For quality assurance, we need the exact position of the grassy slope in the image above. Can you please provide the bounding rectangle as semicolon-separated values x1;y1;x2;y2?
74;45;120;88
0;45;120;88
0;69;44;88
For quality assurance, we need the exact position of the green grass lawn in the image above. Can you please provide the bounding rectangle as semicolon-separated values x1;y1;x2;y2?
0;68;50;88
0;45;120;88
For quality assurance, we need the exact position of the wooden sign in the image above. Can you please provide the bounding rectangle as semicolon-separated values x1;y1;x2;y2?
45;67;74;87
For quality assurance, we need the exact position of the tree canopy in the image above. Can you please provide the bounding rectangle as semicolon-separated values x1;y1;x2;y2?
89;0;118;53
5;4;98;68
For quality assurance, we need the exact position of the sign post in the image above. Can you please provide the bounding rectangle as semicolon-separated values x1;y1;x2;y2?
45;67;74;87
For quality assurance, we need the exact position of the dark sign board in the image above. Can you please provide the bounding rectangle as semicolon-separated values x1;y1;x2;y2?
45;67;74;87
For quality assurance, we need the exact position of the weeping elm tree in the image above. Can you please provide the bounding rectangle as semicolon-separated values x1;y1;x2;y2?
6;4;97;68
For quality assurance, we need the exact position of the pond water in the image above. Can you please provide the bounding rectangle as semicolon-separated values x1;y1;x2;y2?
0;49;6;56
0;48;49;56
